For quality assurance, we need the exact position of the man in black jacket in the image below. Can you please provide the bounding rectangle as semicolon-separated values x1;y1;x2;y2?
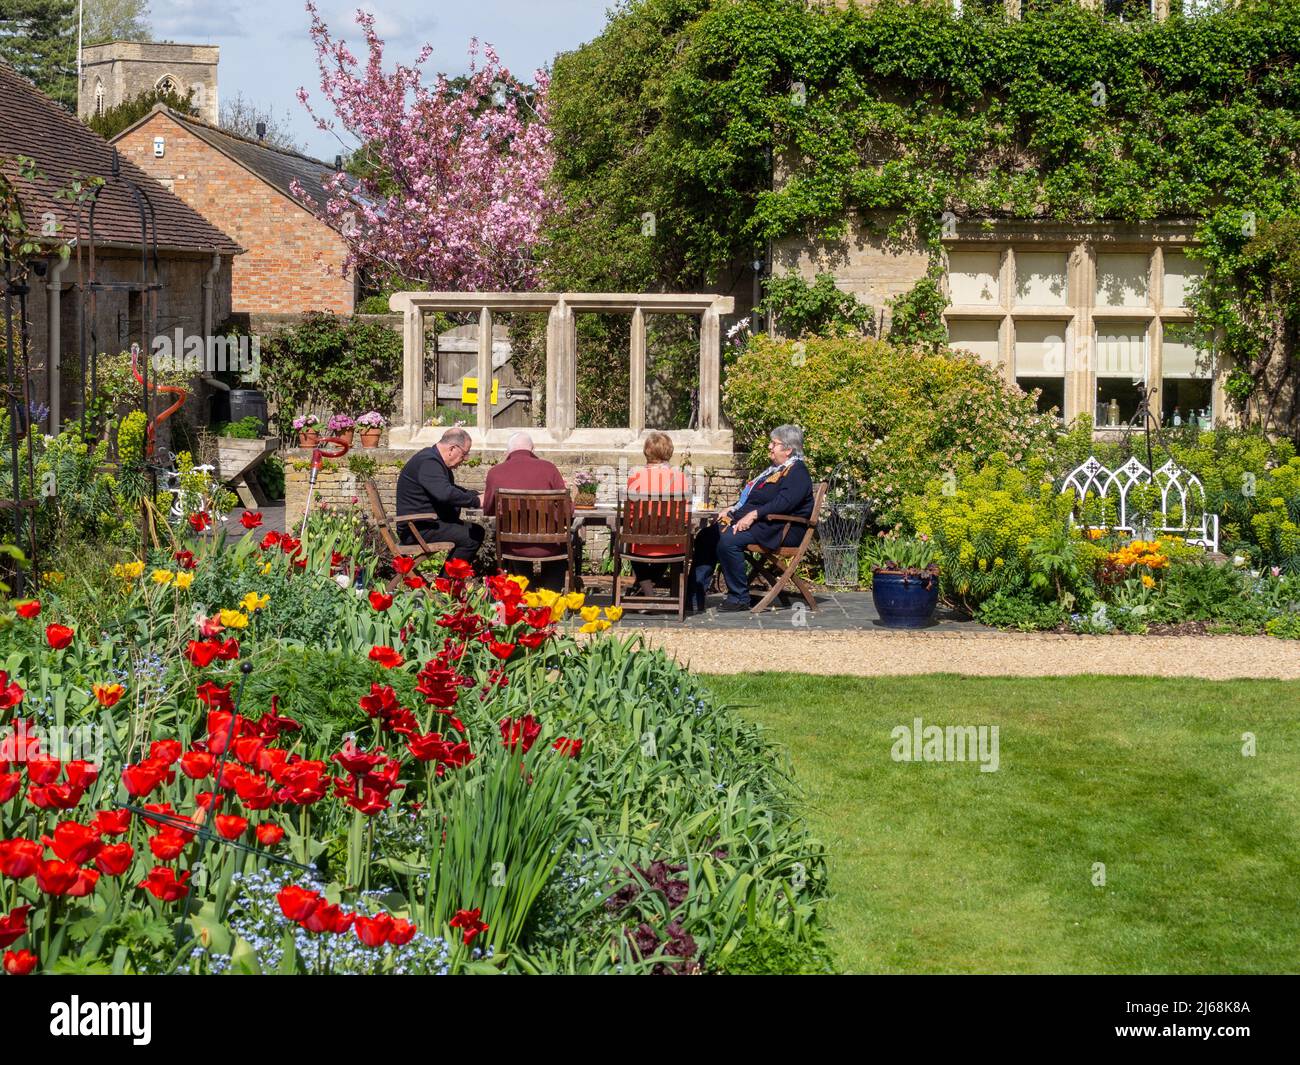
692;424;814;611
394;427;484;567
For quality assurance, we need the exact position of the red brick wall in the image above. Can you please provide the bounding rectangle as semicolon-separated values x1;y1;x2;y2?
116;113;355;316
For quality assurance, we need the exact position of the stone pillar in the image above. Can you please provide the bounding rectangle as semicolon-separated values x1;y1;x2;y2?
476;305;493;434
698;305;721;433
546;298;576;439
401;305;425;443
629;306;646;435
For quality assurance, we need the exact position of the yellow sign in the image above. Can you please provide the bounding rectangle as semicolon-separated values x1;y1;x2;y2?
460;377;499;404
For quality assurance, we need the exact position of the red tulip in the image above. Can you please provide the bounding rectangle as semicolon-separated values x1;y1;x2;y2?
35;858;81;895
15;600;40;619
26;783;84;810
44;624;74;650
63;760;100;790
277;885;321;922
368;591;393;612
138;867;190;901
214;814;248;840
3;949;37;975
180;751;214;779
121;761;165;799
185;640;220;669
173;550;196;570
255;823;284;846
553;737;583;758
149;739;183;766
354;912;394;947
406;732;449;763
487;639;516;661
148;829;190;861
91;809;131;836
0;671;23;708
443;558;473;580
197;682;235;714
187;511;211;532
213;638;241;662
94;842;134;877
0;905;31;948
368;645;404;669
448;907;489;945
499;714;541;753
66;867;100;898
259;531;282;550
331;738;386;776
26;756;60;785
232;735;265;765
42;821;102;865
239;511;263;529
302;902;353;935
403;575;428;590
387;918;417;945
194;791;224;811
0;773;20;803
0;839;42;879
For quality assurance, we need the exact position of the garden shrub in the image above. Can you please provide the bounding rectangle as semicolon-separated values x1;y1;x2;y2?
974;591;1066;632
724;336;1059;524
1149;560;1267;626
902;453;1090;612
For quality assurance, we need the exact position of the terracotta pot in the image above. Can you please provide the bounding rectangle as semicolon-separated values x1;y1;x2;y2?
334;428;355;447
360;428;383;448
297;429;319;447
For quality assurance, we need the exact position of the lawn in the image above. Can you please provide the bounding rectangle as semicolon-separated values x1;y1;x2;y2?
702;673;1300;975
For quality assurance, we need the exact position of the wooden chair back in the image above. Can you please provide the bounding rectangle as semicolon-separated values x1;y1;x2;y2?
494;489;573;559
617;492;692;558
363;478;402;556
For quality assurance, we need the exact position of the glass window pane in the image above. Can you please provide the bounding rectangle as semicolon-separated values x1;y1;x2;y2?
1161;379;1213;428
1095;323;1147;378
1014;251;1068;306
948;319;1000;364
948;251;1000;305
1095;379;1145;428
1095;252;1150;308
1162;251;1205;309
1018;377;1065;417
1014;319;1067;376
1161;324;1211;378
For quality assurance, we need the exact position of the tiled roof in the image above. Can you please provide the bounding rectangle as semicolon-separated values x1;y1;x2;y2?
0;63;241;255
150;108;356;226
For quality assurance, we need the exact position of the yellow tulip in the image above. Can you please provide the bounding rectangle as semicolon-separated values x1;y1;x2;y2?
523;592;541;608
552;603;567;622
564;592;585;610
580;619;612;634
240;592;269;613
151;569;174;585
260;561;273;575
580;606;600;622
536;588;559;608
174;571;194;590
509;574;529;592
604;607;623;622
219;609;250;629
113;561;144;580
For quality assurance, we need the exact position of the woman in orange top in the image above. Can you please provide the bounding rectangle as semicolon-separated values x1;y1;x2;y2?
626;431;690;597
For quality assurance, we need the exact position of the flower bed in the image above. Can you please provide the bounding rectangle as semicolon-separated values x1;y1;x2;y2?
0;522;829;975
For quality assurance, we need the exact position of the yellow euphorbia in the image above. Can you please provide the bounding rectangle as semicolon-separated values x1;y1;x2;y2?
113;561;145;580
219;609;250;629
41;571;65;585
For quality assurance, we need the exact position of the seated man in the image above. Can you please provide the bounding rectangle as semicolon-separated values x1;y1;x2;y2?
394;427;484;570
482;431;574;592
692;424;814;612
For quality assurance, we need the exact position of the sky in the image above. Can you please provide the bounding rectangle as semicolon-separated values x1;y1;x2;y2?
146;0;616;160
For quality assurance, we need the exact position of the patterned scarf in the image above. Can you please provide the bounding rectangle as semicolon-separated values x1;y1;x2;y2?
735;456;796;510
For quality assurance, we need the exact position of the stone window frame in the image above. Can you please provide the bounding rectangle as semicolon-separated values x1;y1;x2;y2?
941;232;1217;431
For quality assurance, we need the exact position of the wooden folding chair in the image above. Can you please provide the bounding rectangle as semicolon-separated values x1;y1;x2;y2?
744;481;828;613
493;489;576;593
363;478;457;594
612;492;692;621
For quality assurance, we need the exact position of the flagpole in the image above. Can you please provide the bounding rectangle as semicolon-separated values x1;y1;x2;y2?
77;0;83;81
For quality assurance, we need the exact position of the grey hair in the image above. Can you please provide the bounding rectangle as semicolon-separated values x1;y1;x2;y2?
770;424;804;457
439;427;471;449
506;431;535;454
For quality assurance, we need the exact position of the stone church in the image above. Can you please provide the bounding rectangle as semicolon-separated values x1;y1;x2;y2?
78;41;220;125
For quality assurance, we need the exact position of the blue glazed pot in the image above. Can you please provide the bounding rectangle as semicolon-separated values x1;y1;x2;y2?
871;569;940;628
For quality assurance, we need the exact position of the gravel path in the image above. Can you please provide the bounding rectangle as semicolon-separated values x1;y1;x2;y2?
635;629;1300;679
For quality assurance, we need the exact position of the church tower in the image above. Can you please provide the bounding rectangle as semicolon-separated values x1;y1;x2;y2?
78;41;219;125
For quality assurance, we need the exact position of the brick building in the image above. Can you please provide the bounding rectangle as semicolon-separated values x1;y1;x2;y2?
113;106;357;316
0;61;240;434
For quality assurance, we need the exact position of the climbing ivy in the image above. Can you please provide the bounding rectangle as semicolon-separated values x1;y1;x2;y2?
546;0;1300;423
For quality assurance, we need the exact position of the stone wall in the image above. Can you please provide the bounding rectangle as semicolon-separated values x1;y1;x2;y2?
79;42;220;124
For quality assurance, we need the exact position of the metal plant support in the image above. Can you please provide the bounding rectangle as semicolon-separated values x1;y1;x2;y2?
0;241;41;595
75;149;168;561
817;466;870;588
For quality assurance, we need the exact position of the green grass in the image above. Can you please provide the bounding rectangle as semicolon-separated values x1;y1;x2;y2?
702;673;1300;975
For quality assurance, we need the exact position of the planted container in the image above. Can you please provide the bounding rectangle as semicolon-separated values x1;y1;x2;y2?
863;533;941;628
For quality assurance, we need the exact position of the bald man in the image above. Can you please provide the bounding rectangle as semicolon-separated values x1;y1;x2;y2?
482;432;573;591
394;427;484;568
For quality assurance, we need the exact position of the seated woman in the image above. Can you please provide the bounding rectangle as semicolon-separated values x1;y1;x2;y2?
692;424;813;612
625;431;690;598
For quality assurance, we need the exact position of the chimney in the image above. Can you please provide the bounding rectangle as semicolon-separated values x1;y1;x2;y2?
334;155;342;170
255;121;266;141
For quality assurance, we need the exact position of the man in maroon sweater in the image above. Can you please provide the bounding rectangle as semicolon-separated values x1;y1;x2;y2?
483;432;575;591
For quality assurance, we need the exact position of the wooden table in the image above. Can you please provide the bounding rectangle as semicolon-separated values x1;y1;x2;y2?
571;504;720;594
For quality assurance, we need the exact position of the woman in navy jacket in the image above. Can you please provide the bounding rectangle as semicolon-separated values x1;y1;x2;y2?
692;424;813;611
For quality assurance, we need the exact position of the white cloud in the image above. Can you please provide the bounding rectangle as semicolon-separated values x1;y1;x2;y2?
152;0;248;40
